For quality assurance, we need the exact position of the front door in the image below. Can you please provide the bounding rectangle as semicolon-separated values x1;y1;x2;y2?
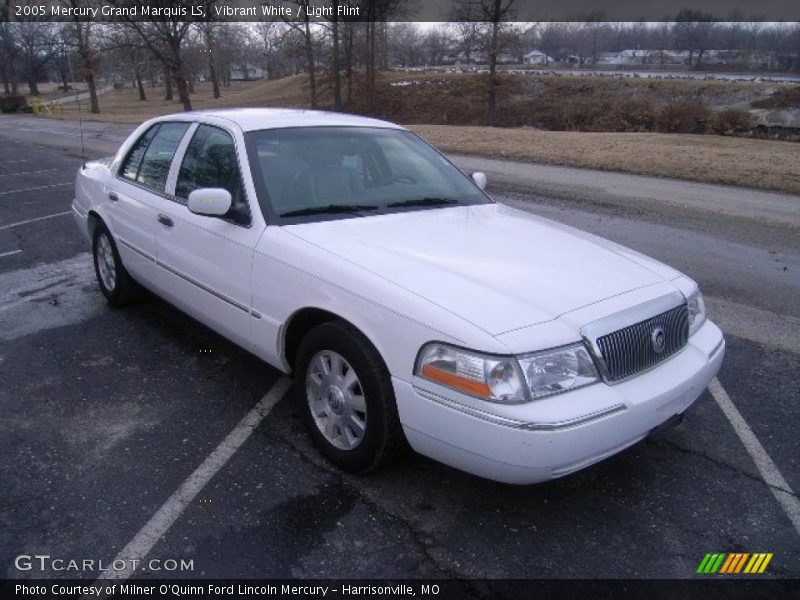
152;123;264;351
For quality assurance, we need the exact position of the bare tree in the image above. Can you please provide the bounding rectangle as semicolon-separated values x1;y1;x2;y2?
201;23;221;98
134;57;148;100
537;22;566;65
51;29;72;91
282;1;318;108
451;1;516;126
581;13;607;66
628;20;648;57
651;21;673;67
114;27;151;101
450;21;483;63
255;21;285;81
0;14;20;95
14;23;57;96
674;10;718;68
485;0;514;125
423;24;451;66
61;0;101;113
214;22;242;86
321;0;345;109
362;0;404;109
389;23;423;67
110;0;197;111
343;19;355;102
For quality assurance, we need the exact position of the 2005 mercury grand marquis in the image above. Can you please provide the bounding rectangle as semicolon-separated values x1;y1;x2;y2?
72;109;725;484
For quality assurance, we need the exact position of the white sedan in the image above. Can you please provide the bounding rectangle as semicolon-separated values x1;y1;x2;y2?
72;109;725;484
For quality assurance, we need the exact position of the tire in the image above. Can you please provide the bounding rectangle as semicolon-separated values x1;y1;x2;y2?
92;223;138;307
295;320;407;473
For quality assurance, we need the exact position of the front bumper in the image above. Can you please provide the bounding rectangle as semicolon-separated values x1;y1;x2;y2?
394;319;725;484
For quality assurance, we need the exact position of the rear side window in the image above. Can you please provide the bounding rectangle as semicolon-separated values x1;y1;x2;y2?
120;122;190;192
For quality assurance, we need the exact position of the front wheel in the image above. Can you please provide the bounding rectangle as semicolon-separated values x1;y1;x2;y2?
92;224;138;306
295;321;406;473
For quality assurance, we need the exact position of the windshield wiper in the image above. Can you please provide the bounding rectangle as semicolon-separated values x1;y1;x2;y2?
279;204;379;217
387;197;461;208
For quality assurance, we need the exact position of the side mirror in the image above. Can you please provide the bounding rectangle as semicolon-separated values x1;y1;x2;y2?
187;188;232;217
472;171;487;190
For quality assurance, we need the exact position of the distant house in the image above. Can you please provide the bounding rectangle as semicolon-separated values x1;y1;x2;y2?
230;65;264;81
523;50;553;65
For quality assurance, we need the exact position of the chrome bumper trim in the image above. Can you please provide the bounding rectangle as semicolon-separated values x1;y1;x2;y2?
413;385;626;431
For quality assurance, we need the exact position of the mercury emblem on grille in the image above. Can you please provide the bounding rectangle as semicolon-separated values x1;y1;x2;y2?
651;327;666;354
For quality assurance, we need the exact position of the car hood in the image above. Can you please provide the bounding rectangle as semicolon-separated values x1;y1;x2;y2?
284;203;680;335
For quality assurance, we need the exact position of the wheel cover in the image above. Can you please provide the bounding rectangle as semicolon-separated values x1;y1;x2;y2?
306;350;367;451
96;234;116;292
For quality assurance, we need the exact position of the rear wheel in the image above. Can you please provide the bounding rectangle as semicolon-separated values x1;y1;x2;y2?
295;321;406;472
92;224;138;306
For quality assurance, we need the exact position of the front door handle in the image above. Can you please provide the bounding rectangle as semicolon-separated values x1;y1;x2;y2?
157;214;174;227
107;191;119;202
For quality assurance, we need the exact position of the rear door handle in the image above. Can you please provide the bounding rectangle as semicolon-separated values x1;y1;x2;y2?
157;214;173;227
107;191;119;202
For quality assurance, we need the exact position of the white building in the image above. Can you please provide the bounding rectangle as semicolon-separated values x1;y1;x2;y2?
230;66;264;81
523;50;553;65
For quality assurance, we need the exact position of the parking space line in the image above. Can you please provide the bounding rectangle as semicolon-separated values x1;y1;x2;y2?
0;211;72;231
95;376;293;582
709;377;800;537
0;182;71;196
0;168;59;178
0;250;22;258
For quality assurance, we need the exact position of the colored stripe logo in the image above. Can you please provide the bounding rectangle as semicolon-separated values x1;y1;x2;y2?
696;552;773;574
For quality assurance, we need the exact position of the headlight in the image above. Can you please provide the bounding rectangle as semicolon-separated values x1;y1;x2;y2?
517;344;600;399
415;343;526;404
416;342;601;403
687;290;706;335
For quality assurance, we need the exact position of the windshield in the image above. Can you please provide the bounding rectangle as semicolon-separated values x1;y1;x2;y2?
245;126;490;223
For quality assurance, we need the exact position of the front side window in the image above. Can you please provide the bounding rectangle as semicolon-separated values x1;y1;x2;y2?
120;122;190;192
176;124;250;225
245;127;490;223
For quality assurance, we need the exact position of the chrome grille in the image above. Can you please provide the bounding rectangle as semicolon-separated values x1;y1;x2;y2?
595;304;689;382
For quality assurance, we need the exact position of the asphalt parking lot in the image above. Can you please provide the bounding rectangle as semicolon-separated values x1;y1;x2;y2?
0;122;798;585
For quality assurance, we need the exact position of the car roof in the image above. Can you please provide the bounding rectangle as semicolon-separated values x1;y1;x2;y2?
158;108;406;132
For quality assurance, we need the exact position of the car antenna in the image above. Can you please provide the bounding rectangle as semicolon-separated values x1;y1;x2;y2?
67;53;86;158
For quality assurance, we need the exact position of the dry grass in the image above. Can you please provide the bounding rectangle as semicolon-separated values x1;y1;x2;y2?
26;81;89;102
410;125;800;196
48;77;310;123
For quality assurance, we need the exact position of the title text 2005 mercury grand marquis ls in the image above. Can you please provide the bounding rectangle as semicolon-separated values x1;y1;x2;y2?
72;109;725;484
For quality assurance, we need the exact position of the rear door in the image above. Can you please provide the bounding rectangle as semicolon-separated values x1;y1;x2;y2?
151;122;265;351
108;122;191;286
